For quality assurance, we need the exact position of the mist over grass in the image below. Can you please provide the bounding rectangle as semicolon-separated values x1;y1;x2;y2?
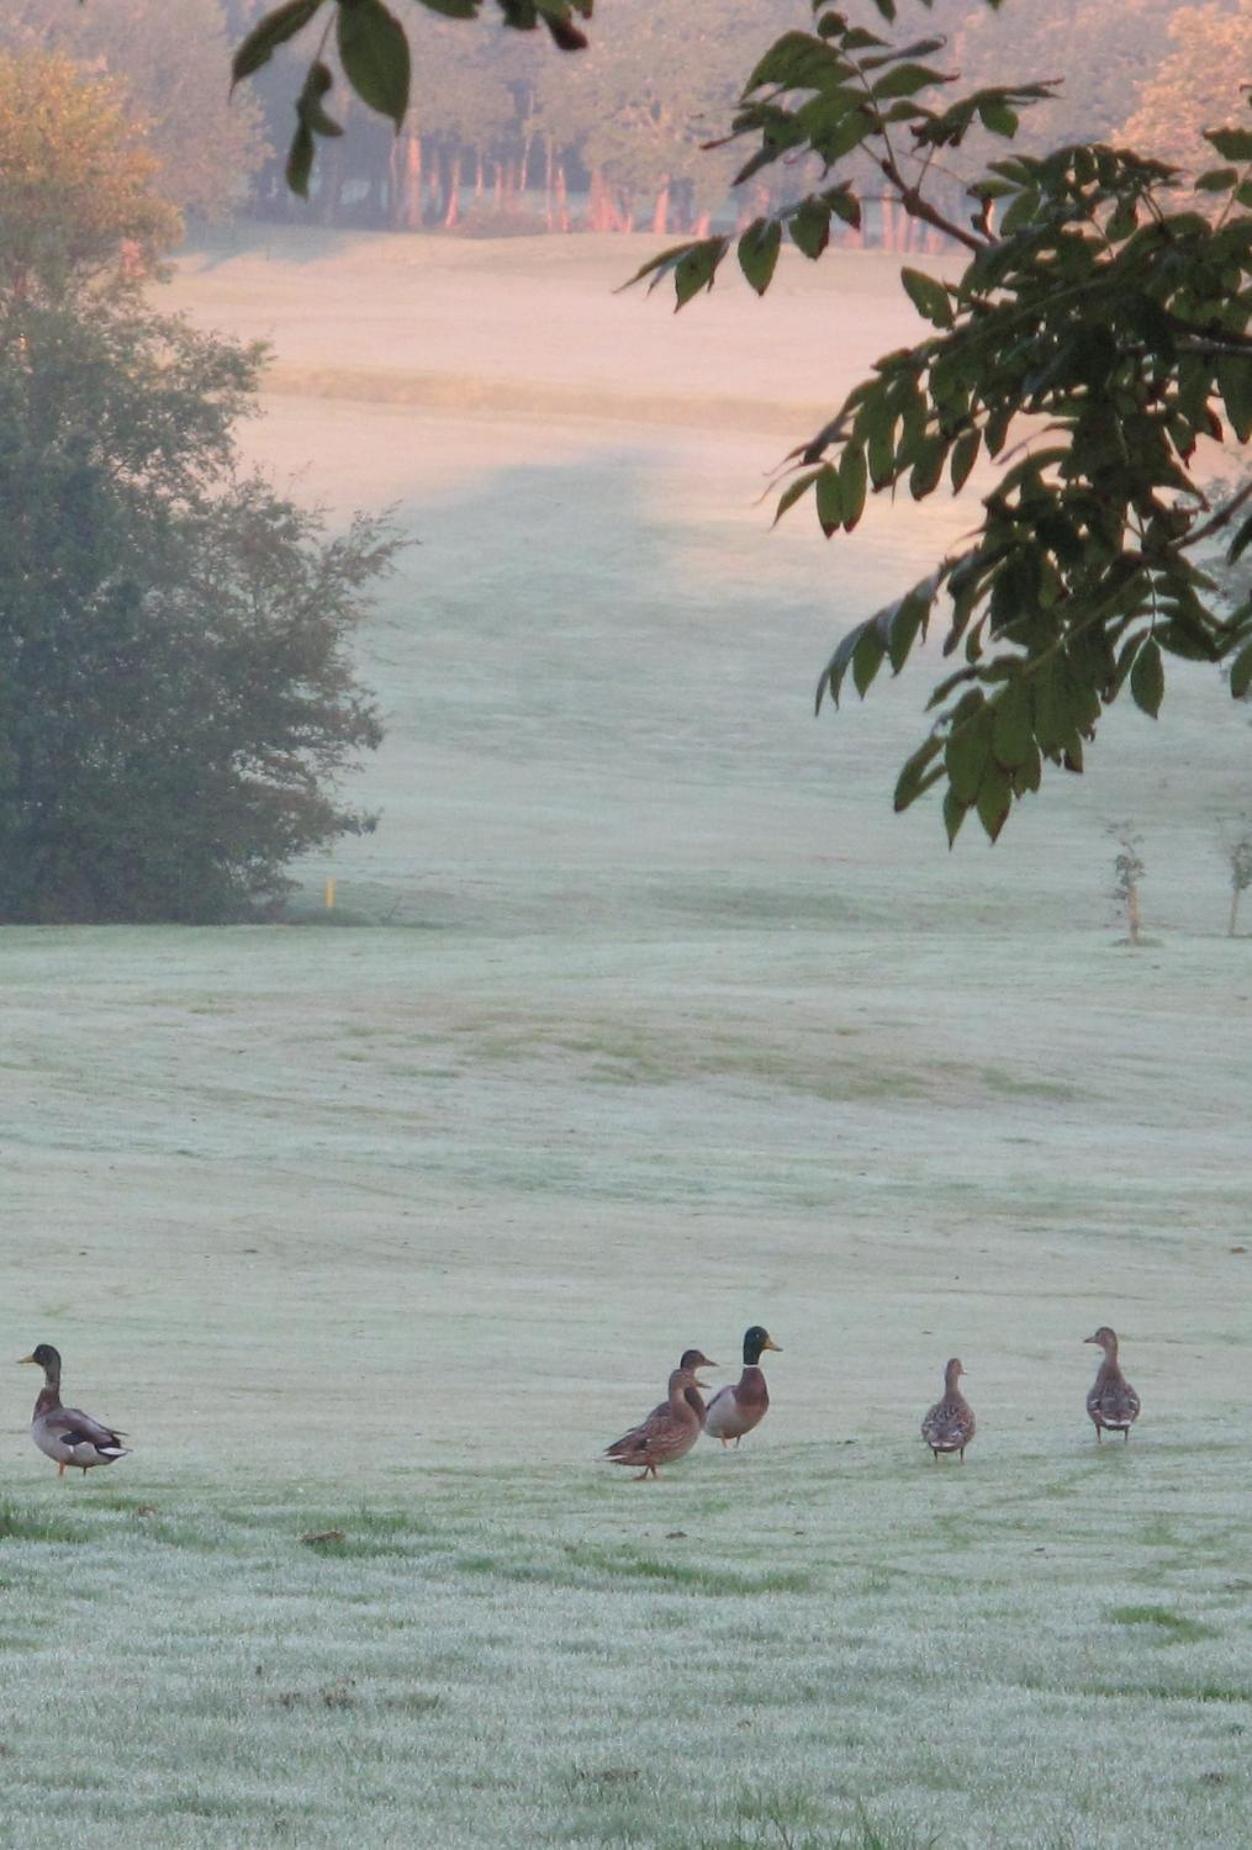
4;232;1250;1846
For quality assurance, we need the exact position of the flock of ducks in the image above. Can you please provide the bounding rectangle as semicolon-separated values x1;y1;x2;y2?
603;1324;1142;1477
16;1326;1141;1482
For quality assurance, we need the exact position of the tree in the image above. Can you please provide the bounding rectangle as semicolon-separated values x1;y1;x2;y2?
1121;0;1252;183
0;53;396;921
1;1;266;221
234;0;1252;845
0;50;180;292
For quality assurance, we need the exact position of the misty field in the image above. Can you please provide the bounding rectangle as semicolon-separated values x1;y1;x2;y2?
3;233;1251;1849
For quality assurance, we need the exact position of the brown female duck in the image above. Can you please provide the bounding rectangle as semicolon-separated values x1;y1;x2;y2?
921;1358;975;1461
604;1349;716;1481
1084;1327;1141;1441
677;1348;714;1426
704;1326;781;1448
19;1344;130;1477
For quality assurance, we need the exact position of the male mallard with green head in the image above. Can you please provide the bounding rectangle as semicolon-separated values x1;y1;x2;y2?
604;1349;716;1481
703;1326;781;1448
1084;1326;1140;1442
19;1344;130;1477
921;1358;975;1461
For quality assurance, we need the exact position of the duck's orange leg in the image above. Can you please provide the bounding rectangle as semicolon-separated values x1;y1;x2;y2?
57;1462;66;1478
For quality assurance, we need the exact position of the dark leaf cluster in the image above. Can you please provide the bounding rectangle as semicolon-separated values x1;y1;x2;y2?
232;0;593;197
630;5;1252;842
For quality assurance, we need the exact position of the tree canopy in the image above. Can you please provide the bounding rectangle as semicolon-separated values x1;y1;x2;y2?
0;52;395;921
0;1;266;221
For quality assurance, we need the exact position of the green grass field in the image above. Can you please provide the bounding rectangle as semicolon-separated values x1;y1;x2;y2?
3;232;1250;1848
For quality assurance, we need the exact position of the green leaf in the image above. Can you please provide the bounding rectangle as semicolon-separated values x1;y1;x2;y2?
870;61;951;101
417;0;478;14
900;266;953;328
1012;741;1042;795
893;736;944;811
285;120;315;198
1217;358;1252;444
976;763;1012;842
886;575;937;671
537;3;590;53
1129;637;1164;717
232;0;325;84
1229;638;1252;700
815;623;866;711
737;219;782;296
949;428;979;492
839;444;867;531
852;626;886;697
744;30;845;92
338;0;410;130
977;96;1018;137
296;62;343;137
908;435;946;501
1205;127;1252;161
1195;167;1239;192
943;787;967;847
945;708;990;805
826;185;862;229
990;677;1032;767
815;466;843;537
673;238;729;308
788;199;831;260
773;468;821;526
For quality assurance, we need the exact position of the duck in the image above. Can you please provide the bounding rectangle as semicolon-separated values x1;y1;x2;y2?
1084;1326;1141;1442
677;1348;714;1427
703;1325;781;1448
921;1358;975;1461
19;1344;130;1478
604;1349;716;1480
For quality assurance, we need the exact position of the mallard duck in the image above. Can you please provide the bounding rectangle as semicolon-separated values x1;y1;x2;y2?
1084;1326;1141;1442
19;1344;130;1477
921;1358;975;1461
677;1348;715;1426
703;1325;781;1448
604;1350;716;1480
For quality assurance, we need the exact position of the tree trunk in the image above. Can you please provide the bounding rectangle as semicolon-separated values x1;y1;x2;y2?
390;130;422;231
1127;882;1142;946
588;167;615;232
1230;884;1242;937
879;195;896;251
692;211;711;238
651;181;671;235
444;151;462;229
474;148;485;199
555;159;569;232
544;137;555;230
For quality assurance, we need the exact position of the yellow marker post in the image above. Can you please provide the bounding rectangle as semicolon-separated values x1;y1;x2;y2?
324;877;336;911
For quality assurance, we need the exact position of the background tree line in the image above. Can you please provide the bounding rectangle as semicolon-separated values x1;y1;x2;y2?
10;0;1252;246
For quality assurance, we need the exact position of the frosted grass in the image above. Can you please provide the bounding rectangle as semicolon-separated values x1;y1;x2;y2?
2;236;1249;1846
